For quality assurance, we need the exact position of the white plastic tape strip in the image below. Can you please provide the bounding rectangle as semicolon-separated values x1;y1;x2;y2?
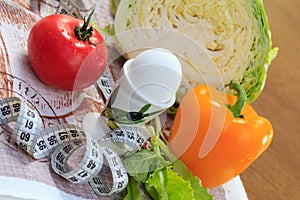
97;67;115;100
89;147;128;196
51;136;103;184
100;126;148;152
0;96;149;196
56;0;83;19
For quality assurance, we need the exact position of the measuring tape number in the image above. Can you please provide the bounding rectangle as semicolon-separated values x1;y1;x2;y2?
0;97;149;196
0;0;150;197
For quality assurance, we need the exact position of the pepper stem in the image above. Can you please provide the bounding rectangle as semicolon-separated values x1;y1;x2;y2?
74;8;95;41
226;81;246;118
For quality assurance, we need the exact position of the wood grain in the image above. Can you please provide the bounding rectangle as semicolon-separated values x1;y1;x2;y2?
240;0;300;199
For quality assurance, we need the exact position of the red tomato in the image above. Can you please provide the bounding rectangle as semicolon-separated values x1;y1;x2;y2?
27;13;108;91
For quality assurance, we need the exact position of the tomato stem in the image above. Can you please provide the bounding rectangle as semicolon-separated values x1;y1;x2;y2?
74;8;95;41
226;81;246;118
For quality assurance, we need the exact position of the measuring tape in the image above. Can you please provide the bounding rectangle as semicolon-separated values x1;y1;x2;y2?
97;67;115;100
0;1;149;196
56;0;84;19
0;96;149;196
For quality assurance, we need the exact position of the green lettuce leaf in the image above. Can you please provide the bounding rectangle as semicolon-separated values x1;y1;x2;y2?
124;176;153;200
146;167;194;200
173;160;213;200
110;0;121;16
123;149;171;182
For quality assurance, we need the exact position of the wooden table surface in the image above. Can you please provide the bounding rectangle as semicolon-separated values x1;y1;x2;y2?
240;0;300;199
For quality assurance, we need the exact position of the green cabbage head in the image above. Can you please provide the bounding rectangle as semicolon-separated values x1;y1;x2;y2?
112;0;278;103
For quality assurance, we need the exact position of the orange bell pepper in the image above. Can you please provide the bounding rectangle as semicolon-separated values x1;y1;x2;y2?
168;81;273;188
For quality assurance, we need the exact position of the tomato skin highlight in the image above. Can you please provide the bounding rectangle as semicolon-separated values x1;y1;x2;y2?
168;85;273;188
27;14;108;91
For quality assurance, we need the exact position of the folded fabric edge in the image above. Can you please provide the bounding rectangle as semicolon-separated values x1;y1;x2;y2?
208;176;249;200
0;176;248;200
0;176;88;200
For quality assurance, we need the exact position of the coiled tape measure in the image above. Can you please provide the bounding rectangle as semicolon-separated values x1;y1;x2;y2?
0;0;150;196
0;97;149;196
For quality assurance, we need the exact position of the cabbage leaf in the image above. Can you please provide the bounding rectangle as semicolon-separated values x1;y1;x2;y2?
113;0;278;103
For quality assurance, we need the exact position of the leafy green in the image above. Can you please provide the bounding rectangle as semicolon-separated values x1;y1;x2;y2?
124;176;153;200
139;104;151;114
173;160;212;200
146;167;194;200
110;0;121;16
123;149;171;182
124;176;143;200
122;118;213;200
91;22;115;37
